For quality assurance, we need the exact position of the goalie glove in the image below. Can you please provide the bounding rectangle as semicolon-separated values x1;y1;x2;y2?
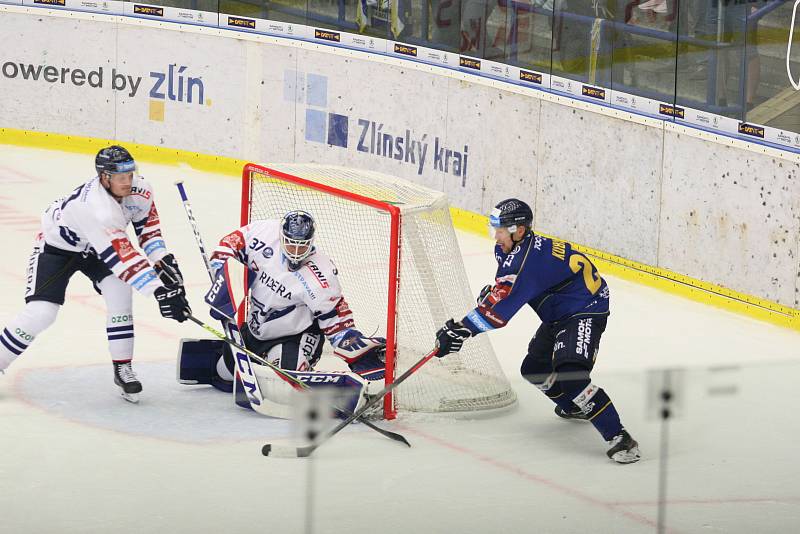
155;253;184;286
332;329;387;381
435;319;471;357
154;284;191;323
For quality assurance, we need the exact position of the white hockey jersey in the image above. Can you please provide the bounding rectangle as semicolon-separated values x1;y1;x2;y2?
40;175;168;296
209;220;354;342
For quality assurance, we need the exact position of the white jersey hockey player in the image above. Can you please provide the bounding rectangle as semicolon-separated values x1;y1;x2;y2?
183;211;386;401
0;146;191;402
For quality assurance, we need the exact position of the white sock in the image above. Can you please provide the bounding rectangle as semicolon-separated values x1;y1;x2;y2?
0;300;60;371
98;276;134;362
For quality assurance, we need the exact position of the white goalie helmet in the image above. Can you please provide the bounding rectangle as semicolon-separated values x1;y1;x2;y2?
280;210;316;271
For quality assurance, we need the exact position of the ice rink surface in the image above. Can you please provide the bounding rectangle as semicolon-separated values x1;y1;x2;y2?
1;145;799;533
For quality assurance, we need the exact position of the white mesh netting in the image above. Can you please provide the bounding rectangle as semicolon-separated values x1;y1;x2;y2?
245;163;516;415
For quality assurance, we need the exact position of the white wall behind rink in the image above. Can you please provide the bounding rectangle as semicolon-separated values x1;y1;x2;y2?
1;5;798;308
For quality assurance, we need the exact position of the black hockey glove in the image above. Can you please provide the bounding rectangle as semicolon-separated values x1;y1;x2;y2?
155;253;184;286
155;285;191;323
435;319;471;357
477;284;493;305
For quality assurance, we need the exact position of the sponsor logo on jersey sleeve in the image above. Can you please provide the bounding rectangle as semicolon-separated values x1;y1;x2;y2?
119;260;150;282
112;237;138;262
478;307;507;328
484;283;511;305
222;230;245;250
144;203;160;227
335;298;351;316
131;270;158;290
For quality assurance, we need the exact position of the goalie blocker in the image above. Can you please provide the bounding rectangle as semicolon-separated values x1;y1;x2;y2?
177;338;379;418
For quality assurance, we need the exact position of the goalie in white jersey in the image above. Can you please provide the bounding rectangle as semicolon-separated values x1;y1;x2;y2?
200;210;387;390
0;146;191;402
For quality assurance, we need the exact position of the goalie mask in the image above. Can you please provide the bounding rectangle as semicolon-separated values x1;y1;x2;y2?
281;210;316;271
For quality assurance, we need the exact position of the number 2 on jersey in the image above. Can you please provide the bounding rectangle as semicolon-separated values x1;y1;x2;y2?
569;253;601;294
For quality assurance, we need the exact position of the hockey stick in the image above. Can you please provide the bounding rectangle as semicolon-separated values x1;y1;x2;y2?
174;180;408;447
184;313;409;447
174;180;269;409
262;348;438;458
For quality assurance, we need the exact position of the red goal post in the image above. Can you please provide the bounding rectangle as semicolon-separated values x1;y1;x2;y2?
241;162;403;418
240;162;516;420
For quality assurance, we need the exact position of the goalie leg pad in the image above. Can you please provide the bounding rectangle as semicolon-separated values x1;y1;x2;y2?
234;371;255;410
288;370;366;416
177;338;227;387
252;365;370;418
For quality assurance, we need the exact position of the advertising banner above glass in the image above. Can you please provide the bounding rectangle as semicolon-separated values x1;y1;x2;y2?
4;0;800;152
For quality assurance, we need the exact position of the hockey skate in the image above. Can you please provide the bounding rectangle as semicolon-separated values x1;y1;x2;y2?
606;429;641;464
113;361;142;403
554;405;590;421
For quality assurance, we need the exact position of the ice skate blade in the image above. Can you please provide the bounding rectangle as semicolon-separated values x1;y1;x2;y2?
120;392;140;404
610;447;641;464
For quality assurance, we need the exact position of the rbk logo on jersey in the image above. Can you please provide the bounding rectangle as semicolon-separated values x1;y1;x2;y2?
112;237;137;262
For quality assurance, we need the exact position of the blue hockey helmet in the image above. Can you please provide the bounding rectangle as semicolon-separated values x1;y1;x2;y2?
489;198;533;233
95;145;136;176
281;210;316;271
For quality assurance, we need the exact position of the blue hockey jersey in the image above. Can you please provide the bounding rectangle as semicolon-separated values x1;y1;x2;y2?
462;232;610;334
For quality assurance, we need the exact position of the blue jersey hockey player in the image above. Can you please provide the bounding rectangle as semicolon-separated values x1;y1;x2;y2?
434;198;640;464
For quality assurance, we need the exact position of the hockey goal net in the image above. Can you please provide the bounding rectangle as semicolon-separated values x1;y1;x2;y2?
241;163;516;419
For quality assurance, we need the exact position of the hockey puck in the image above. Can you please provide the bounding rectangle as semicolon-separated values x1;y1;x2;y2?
262;444;271;456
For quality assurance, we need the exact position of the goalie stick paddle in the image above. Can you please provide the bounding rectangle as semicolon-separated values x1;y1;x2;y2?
262;348;438;458
174;180;408;449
